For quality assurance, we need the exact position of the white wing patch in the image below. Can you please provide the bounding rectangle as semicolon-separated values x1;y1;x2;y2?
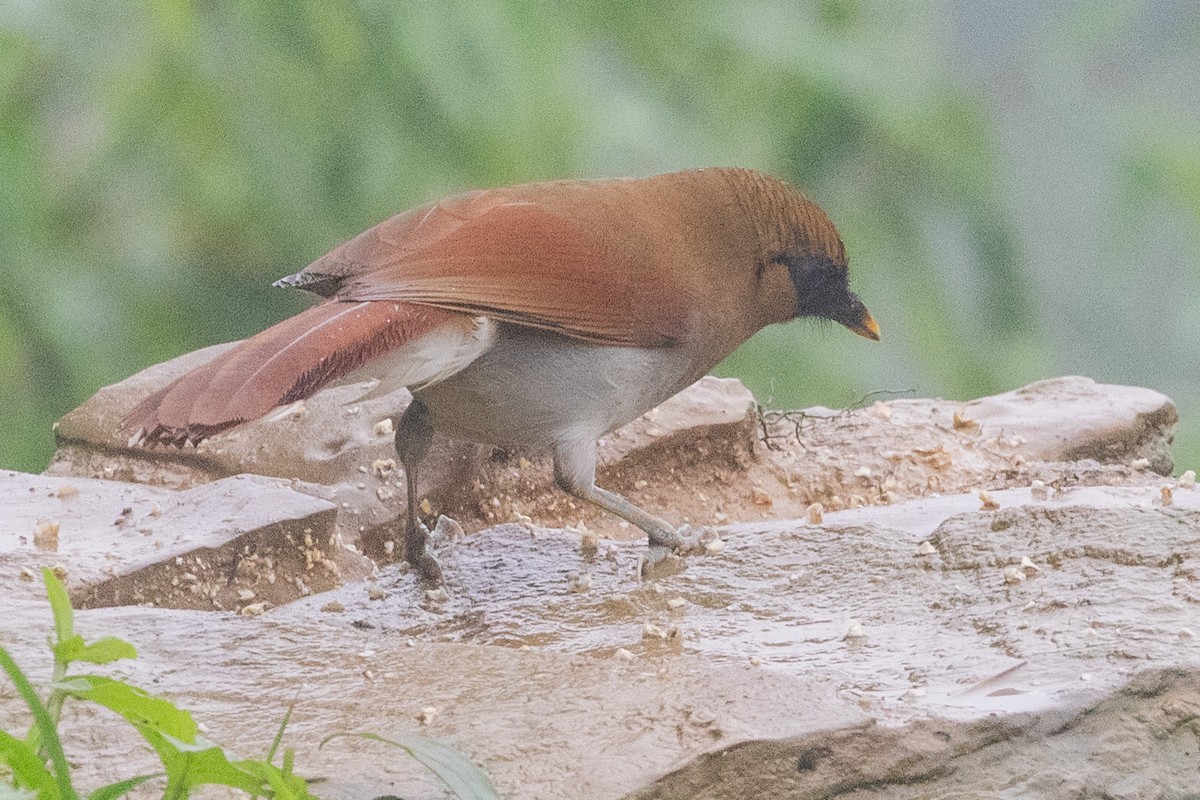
342;315;496;402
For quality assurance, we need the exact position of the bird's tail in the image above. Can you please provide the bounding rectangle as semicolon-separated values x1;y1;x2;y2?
124;300;454;447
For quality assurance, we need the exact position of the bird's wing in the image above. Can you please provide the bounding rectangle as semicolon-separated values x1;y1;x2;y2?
278;188;687;348
124;300;463;446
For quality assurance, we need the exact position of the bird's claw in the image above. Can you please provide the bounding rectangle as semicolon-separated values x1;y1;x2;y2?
406;520;445;585
638;544;692;581
638;525;722;579
414;552;445;585
674;524;720;555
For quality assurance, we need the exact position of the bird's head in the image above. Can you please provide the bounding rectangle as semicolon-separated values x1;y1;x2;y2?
720;169;880;342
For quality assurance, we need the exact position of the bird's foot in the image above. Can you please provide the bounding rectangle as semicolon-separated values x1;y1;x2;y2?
674;524;721;555
638;524;721;579
405;520;444;585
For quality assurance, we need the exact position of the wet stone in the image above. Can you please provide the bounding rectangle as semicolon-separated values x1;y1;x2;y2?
0;471;369;611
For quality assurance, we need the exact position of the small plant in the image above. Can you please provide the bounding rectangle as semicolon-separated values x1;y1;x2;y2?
0;569;500;800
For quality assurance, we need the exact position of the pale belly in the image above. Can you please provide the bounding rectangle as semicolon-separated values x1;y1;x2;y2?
413;323;704;450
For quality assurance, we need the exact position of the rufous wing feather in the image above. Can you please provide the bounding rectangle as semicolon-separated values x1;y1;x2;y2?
291;189;688;347
124;300;456;446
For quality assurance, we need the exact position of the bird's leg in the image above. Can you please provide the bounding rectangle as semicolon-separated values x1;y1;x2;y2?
395;398;444;585
551;439;710;563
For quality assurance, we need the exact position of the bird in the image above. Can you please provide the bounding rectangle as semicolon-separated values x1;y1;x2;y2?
124;167;879;583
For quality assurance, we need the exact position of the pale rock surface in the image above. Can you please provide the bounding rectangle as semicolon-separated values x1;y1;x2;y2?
0;370;1191;798
0;470;369;612
47;352;1178;553
963;375;1178;472
2;480;1197;798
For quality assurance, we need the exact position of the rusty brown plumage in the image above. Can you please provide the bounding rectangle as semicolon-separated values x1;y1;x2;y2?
124;168;874;450
125;300;455;446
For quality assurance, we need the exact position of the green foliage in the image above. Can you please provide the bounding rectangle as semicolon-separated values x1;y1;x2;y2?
0;570;498;800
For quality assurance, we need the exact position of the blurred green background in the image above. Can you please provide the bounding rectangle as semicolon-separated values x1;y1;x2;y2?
2;1;1197;474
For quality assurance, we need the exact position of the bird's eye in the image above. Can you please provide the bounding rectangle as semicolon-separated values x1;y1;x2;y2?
758;253;789;281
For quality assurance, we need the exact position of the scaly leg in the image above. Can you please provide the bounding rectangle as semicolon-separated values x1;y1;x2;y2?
551;438;709;563
395;398;444;584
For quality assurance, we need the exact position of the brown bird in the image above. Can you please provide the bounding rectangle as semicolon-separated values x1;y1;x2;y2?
125;167;879;582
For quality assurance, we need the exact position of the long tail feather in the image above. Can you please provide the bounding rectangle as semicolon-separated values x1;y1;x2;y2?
124;300;455;447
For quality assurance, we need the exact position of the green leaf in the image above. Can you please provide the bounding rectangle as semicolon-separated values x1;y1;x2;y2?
322;732;500;800
231;758;313;800
53;636;137;666
41;569;73;645
63;676;198;744
265;696;297;765
154;735;280;796
0;729;57;800
87;774;159;800
0;648;76;800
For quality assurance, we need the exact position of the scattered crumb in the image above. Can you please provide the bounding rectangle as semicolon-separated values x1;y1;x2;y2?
704;538;725;554
1030;479;1049;500
425;588;449;603
419;498;432;514
416;706;438;725
19;567;35;582
978;490;1000;511
33;520;59;552
375;486;396;501
368;586;387;601
1131;458;1150;471
614;648;636;661
952;410;980;433
580;529;599;552
56;485;79;500
915;541;937;556
854;466;872;478
373;418;394;437
1179;470;1196;489
1003;565;1025;584
240;602;268;616
568;572;593;593
1020;556;1041;576
666;596;687;610
371;459;396;478
320;601;345;613
844;619;866;640
1160;486;1173;507
642;622;668;640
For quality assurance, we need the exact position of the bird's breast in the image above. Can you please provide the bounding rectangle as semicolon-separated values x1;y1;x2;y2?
412;322;709;450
